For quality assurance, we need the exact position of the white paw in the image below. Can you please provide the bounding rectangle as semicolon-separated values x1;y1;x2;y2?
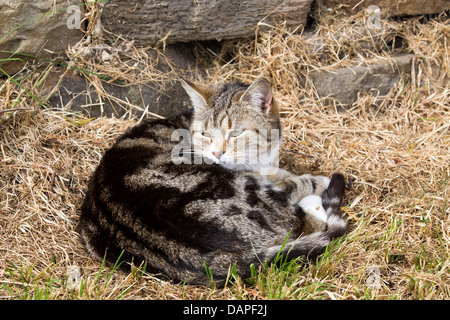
299;195;327;223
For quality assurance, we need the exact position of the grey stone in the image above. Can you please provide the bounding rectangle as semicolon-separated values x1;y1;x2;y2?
308;54;414;105
101;0;314;46
44;43;203;119
320;0;450;17
0;0;85;76
47;69;190;119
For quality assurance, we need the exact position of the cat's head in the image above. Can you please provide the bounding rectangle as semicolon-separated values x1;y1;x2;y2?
181;78;282;172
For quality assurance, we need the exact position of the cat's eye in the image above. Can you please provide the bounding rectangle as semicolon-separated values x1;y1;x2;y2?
202;131;211;138
228;128;244;138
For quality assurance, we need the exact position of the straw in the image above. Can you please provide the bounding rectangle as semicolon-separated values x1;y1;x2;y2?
0;6;448;299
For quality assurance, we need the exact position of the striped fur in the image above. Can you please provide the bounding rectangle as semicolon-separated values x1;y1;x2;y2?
78;79;347;285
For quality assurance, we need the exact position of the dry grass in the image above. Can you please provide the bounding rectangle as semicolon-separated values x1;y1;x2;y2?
0;7;449;299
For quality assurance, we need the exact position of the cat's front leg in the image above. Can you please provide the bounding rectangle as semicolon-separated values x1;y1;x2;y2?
268;170;330;205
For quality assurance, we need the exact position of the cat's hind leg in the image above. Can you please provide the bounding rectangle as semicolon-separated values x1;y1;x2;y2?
261;173;347;262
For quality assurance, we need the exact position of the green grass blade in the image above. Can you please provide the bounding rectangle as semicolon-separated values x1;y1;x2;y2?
0;67;45;107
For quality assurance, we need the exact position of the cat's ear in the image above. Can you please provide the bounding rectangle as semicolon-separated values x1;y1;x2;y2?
241;78;275;115
180;79;210;110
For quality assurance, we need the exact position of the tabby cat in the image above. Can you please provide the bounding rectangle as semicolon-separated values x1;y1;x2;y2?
78;78;347;285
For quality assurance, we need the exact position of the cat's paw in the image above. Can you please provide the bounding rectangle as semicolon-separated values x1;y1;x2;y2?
299;195;327;222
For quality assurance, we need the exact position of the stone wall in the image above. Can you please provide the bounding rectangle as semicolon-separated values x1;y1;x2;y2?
2;0;449;76
1;0;448;117
0;0;84;75
322;0;450;17
102;0;314;46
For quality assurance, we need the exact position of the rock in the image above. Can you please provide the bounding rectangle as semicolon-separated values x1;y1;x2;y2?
0;0;84;76
308;54;414;105
44;42;203;119
46;68;190;119
101;0;314;46
302;27;405;62
321;0;450;17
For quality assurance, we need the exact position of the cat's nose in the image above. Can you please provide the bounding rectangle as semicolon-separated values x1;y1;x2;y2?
212;151;223;159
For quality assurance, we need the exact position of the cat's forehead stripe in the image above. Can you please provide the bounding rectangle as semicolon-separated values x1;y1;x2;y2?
214;84;245;110
220;115;229;130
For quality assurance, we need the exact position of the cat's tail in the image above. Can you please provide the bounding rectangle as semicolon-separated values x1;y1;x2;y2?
262;173;347;262
321;173;347;239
